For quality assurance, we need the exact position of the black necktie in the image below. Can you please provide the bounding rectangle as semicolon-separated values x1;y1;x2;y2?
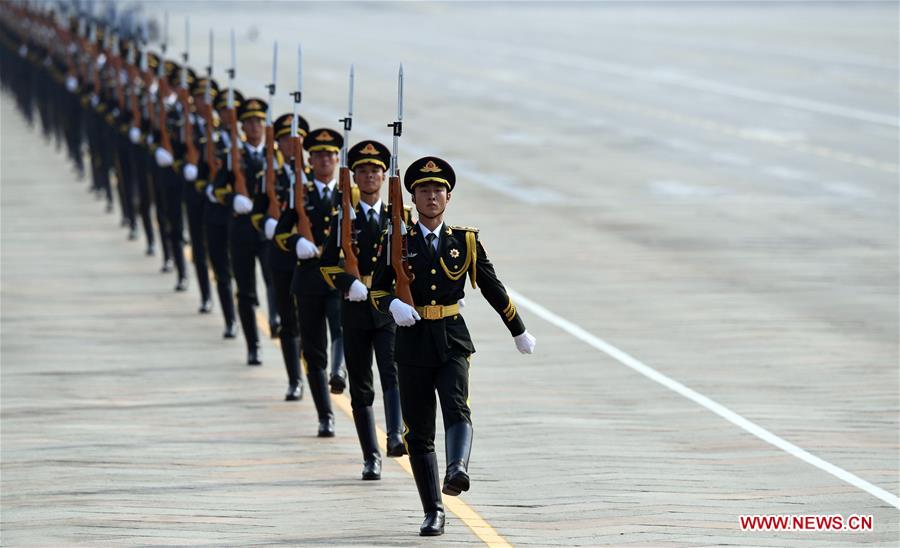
367;208;378;234
321;186;331;203
425;233;436;260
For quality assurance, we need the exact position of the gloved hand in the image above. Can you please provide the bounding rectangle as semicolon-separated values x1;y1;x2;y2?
294;237;319;259
65;75;78;93
128;126;141;145
183;163;198;182
389;299;421;327
264;218;278;240
155;147;174;167
458;298;465;309
205;184;217;204
347;279;368;302
232;194;253;214
514;331;536;354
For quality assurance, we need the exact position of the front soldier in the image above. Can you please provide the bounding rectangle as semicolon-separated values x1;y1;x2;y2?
370;156;536;536
319;140;408;480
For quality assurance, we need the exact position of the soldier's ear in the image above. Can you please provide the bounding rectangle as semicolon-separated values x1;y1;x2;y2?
446;191;452;203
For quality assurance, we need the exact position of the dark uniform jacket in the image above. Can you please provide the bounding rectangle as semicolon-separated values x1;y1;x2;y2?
211;139;267;243
371;222;525;367
249;147;295;272
318;199;411;330
272;179;341;296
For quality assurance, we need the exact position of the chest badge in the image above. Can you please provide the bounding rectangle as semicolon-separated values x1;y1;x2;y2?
449;248;460;258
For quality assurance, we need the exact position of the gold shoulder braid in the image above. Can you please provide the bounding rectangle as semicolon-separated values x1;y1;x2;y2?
439;229;478;288
351;184;360;208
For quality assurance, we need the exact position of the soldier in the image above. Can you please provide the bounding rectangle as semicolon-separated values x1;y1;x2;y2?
212;97;276;365
205;87;242;339
273;127;346;437
371;156;536;536
262;113;310;401
319;139;408;479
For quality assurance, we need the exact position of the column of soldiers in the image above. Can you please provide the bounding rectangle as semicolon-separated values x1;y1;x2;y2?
0;5;536;538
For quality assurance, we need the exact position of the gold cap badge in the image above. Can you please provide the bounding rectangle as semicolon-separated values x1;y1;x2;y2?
316;131;335;142
420;160;442;173
360;143;379;155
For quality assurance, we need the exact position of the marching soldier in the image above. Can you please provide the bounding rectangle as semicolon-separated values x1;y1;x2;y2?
206;88;242;339
273;127;347;437
261;113;310;400
371;156;536;536
211;97;276;364
319;139;409;479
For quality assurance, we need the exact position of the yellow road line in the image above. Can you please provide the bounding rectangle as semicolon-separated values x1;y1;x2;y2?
253;308;513;547
188;248;509;543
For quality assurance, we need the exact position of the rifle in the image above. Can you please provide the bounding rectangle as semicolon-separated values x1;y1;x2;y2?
338;65;359;278
386;64;414;306
202;28;217;181
156;12;173;155
227;28;247;197
127;43;141;129
112;34;126;113
177;17;198;165
291;44;313;240
264;41;279;219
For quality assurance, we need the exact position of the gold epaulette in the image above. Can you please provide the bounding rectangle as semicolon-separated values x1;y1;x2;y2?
351;184;360;207
449;225;479;233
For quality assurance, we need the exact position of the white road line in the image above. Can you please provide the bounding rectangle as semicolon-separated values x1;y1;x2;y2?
456;38;899;128
506;288;900;510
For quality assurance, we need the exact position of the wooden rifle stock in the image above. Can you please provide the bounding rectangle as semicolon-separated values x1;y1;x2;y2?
201;102;217;181
177;86;199;165
265;124;279;218
292;135;314;240
389;176;414;306
157;76;173;154
339;166;359;278
229;107;247;196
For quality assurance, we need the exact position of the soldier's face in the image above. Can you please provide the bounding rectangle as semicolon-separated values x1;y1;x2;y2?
353;164;384;195
412;183;450;219
242;117;264;144
277;136;292;155
309;150;338;180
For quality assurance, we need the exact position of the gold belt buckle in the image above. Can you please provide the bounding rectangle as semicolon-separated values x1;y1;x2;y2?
423;305;442;320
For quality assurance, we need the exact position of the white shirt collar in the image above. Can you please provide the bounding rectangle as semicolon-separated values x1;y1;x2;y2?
314;178;336;198
247;140;265;156
359;199;383;219
418;221;444;248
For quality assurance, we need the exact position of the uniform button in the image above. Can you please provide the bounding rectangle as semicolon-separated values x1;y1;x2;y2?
371;256;377;262
430;300;436;305
430;269;436;275
430;285;436;290
324;216;330;221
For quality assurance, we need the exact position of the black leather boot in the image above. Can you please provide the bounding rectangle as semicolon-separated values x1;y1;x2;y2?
238;303;261;365
280;335;302;401
352;407;382;480
222;320;238;339
409;452;445;536
442;421;473;496
307;369;335;437
383;386;406;457
328;337;346;394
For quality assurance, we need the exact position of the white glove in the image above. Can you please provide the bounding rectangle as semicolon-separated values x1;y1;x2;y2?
264;218;278;240
295;237;319;259
205;184;217;204
90;94;99;107
183;163;198;182
65;75;78;93
233;194;253;215
458;298;465;309
514;331;536;354
389;299;421;327
146;134;154;145
347;279;368;302
128;126;141;144
155;147;174;167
